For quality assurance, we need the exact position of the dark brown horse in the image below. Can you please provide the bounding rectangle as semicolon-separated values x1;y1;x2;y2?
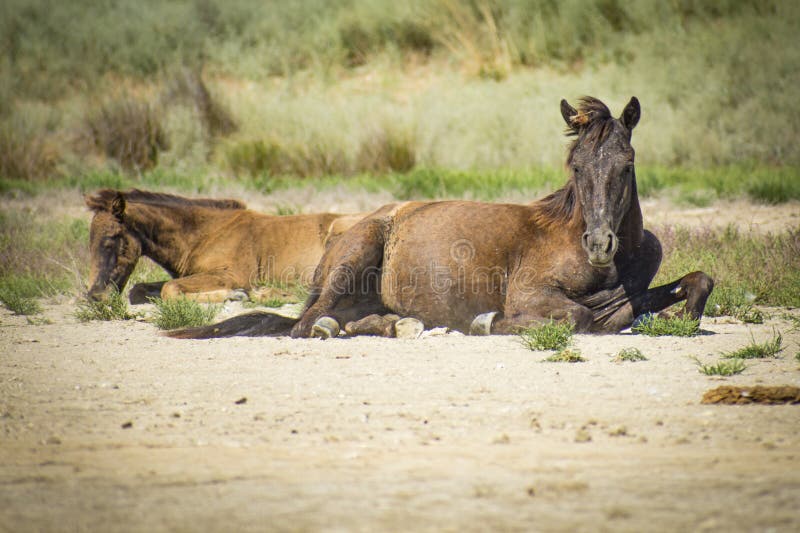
86;189;361;303
169;97;713;338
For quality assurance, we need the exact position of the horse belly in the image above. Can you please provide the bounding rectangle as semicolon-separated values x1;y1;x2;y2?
380;226;508;331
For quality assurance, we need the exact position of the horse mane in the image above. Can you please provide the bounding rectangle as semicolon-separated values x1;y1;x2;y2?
85;189;246;213
530;180;578;229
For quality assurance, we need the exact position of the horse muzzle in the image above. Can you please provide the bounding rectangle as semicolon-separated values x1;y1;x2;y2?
581;227;618;267
87;284;113;302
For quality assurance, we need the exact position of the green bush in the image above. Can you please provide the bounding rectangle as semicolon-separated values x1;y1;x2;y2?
75;291;135;322
632;314;700;337
519;321;574;351
722;331;783;359
150;297;221;330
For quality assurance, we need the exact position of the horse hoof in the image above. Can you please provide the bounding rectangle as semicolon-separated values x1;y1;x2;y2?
228;289;248;302
631;312;655;329
469;312;498;336
311;316;340;339
394;318;424;339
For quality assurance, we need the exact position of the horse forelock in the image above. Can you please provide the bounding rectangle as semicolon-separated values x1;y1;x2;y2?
565;96;619;165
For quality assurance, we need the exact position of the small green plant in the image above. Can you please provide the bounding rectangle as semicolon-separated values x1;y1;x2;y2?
693;357;746;376
705;287;763;323
612;347;647;363
0;291;42;315
150;297;220;330
243;296;287;309
722;331;783;359
519;321;574;351
75;291;135;322
632;314;699;337
543;348;585;363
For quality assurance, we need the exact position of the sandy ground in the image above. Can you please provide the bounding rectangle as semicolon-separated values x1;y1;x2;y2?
1;192;800;531
1;304;799;532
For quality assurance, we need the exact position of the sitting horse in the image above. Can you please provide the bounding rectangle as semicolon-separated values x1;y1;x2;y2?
85;189;361;303
168;96;713;338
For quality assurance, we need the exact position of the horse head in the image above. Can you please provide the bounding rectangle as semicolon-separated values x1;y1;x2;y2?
85;190;142;301
561;96;640;267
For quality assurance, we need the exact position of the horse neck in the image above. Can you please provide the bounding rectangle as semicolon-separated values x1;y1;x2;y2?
616;178;644;254
124;203;218;275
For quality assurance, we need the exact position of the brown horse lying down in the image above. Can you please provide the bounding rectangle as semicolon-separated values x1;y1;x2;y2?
86;189;361;303
169;96;713;338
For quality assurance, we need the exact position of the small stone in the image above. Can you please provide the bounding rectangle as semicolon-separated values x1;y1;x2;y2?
609;425;628;437
492;434;510;444
45;435;61;445
235;397;247;405
394;318;424;339
121;421;133;429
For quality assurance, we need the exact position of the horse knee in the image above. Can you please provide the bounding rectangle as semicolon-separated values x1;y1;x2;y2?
160;282;183;300
681;271;714;319
570;307;594;332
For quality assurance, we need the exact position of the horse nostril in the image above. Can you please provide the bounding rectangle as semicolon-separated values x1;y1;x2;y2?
604;233;613;255
581;232;590;250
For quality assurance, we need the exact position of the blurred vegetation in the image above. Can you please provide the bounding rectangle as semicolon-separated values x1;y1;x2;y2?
0;0;796;185
654;226;800;311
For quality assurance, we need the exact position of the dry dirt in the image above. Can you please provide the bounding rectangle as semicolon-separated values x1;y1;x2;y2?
2;193;800;532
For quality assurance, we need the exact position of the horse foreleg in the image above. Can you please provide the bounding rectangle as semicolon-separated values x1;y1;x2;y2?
129;281;166;304
161;273;244;303
589;271;714;333
482;290;596;335
291;219;387;338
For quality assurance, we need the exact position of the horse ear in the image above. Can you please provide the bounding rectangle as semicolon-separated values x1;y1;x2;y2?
560;99;579;131
620;96;640;131
111;193;126;220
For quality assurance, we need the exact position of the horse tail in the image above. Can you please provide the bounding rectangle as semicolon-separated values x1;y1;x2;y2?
163;311;298;339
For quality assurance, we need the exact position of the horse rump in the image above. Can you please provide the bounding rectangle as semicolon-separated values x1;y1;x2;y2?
163;311;297;339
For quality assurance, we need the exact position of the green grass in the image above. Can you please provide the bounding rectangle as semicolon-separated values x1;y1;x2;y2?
519;321;574;351
150;297;221;330
722;331;783;359
0;290;42;315
75;291;135;322
694;357;747;376
243;297;288;309
655;226;800;310
632;314;700;337
612;347;648;363
0;273;72;315
543;348;586;363
704;286;764;323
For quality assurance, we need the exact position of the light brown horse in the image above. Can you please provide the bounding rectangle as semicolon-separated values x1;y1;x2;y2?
169;96;713;338
86;189;361;303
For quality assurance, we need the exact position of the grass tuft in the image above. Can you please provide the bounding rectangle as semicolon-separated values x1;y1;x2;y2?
632;314;700;337
543;348;586;363
150;297;221;330
519;321;574;351
84;96;169;173
75;291;135;322
244;297;287;309
612;347;648;363
722;331;783;359
0;291;42;315
694;357;746;376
